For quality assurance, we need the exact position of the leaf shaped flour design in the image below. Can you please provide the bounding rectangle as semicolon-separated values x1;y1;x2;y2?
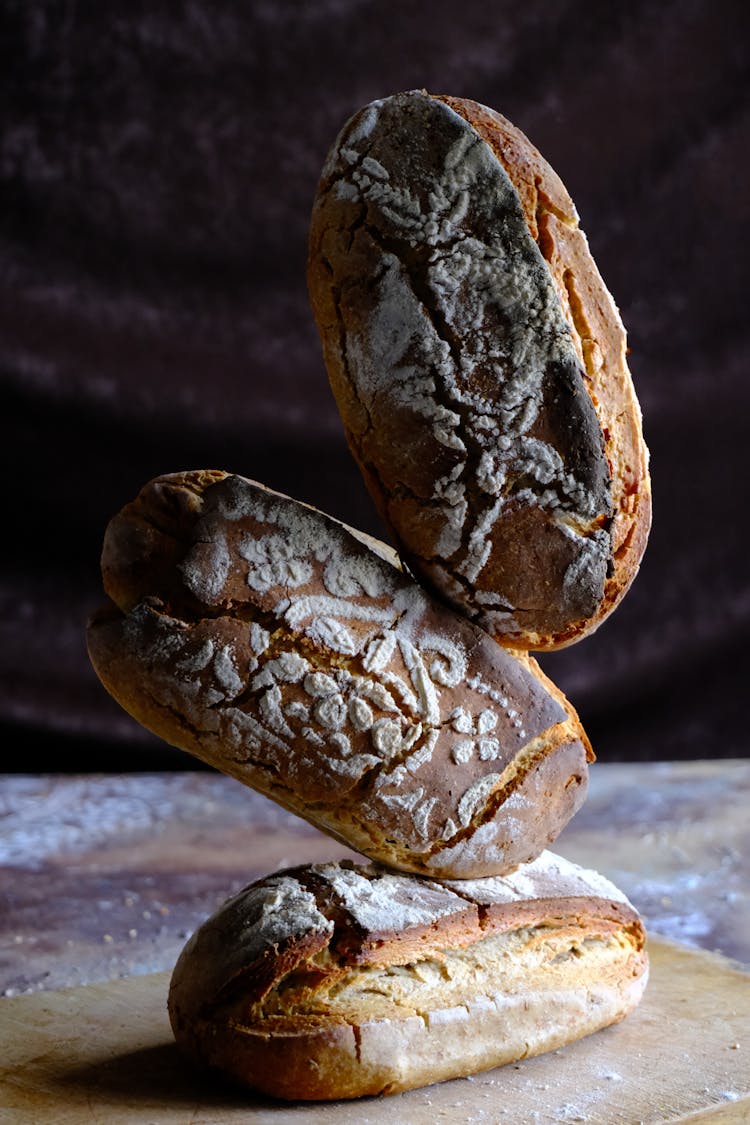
308;617;359;655
91;471;585;877
310;91;618;642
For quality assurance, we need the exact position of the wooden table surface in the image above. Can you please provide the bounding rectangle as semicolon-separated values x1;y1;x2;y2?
1;759;749;996
0;760;749;1124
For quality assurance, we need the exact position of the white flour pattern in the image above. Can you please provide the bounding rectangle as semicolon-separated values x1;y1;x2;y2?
313;92;612;635
124;475;570;865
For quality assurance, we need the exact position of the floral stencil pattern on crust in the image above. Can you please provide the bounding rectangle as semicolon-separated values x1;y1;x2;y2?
120;474;571;864
311;92;613;637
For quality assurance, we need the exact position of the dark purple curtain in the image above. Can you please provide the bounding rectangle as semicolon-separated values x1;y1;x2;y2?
1;0;748;768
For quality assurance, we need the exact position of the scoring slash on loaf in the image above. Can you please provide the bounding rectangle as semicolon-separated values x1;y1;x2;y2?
87;470;592;878
168;852;648;1100
308;90;651;649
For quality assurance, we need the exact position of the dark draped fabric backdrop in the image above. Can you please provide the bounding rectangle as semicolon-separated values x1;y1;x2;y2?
1;1;748;769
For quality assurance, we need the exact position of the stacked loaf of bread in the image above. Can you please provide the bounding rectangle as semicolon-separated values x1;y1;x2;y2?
88;91;650;1100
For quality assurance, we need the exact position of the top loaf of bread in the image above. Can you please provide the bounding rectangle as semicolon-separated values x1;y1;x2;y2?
308;90;650;649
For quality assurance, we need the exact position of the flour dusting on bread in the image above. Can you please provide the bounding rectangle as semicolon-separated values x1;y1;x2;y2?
168;853;648;1100
308;90;650;648
88;471;591;878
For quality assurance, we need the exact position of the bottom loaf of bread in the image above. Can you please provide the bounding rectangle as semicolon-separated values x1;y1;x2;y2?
168;852;648;1100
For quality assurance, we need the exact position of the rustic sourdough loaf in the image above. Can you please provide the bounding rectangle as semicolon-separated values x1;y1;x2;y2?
87;470;592;878
168;852;648;1099
308;90;650;649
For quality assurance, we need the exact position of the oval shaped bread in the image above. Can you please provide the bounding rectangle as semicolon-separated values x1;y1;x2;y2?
168;853;648;1100
87;469;592;878
307;90;651;649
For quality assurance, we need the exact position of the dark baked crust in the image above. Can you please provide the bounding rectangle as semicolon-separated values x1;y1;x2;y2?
168;854;648;1099
87;470;592;878
437;95;652;646
307;90;650;649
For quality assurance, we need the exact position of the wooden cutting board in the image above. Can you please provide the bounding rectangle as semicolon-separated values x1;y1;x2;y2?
0;937;748;1124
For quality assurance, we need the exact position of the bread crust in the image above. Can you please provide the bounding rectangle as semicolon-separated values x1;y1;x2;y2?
436;95;651;646
87;470;592;878
307;91;650;649
168;854;648;1099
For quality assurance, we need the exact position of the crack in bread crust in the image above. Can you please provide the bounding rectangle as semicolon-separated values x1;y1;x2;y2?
436;93;652;646
168;855;648;1100
88;470;592;878
308;91;650;650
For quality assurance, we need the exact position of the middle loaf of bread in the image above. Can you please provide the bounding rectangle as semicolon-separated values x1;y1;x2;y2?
87;469;592;878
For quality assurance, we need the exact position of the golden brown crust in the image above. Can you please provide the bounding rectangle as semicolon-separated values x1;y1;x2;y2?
87;470;593;878
168;855;648;1099
307;91;650;650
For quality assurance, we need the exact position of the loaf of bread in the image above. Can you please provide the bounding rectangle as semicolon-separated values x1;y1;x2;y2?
87;469;592;878
308;90;651;649
168;852;648;1100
